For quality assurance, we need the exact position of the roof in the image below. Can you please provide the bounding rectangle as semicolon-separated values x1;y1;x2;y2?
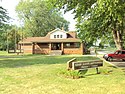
19;37;44;44
19;37;81;44
32;38;81;43
45;28;67;38
47;28;66;34
19;29;82;44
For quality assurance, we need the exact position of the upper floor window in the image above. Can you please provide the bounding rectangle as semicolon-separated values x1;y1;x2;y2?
60;35;63;38
53;34;64;39
57;35;59;38
54;35;56;38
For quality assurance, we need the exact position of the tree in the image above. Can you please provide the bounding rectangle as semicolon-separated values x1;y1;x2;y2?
6;26;22;50
54;0;125;50
0;6;9;31
0;23;22;50
16;0;70;37
0;5;10;50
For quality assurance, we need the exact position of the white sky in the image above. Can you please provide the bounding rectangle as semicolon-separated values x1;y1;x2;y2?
0;0;76;31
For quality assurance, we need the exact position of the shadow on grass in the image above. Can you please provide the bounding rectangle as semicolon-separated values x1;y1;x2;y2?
109;59;125;62
108;65;117;68
84;73;100;77
0;55;100;68
0;56;71;68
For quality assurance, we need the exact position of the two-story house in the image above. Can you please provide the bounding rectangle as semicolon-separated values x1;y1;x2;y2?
18;28;84;55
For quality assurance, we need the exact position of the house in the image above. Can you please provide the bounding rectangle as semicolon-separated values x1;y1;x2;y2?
18;28;84;55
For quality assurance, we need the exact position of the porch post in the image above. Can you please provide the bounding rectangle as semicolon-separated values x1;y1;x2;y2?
49;43;51;53
32;43;35;54
61;42;64;52
81;42;84;55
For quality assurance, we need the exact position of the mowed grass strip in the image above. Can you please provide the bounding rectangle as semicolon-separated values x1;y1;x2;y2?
0;54;125;94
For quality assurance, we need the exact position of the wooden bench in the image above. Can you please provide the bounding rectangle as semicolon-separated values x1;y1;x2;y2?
8;49;24;55
16;49;24;55
67;58;76;70
8;49;15;53
67;58;103;74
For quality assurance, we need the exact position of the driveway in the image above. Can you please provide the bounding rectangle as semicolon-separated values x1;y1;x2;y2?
97;50;114;55
108;60;125;67
97;54;125;68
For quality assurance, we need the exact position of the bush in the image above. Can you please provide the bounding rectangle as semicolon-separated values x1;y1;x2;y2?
100;68;113;75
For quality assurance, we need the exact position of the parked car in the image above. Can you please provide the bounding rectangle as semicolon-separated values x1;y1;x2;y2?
103;50;125;61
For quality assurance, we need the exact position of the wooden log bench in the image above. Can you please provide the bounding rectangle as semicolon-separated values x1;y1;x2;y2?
16;49;24;55
67;58;76;70
67;58;103;74
8;49;24;55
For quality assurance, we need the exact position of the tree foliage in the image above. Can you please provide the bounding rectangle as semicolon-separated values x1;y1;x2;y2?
0;24;22;50
54;0;125;49
7;26;22;50
16;0;70;37
0;6;9;31
0;5;10;50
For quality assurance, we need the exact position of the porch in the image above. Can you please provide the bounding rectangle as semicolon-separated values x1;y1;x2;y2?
33;42;83;55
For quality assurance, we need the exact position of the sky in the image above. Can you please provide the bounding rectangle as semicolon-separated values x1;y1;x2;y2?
0;0;76;31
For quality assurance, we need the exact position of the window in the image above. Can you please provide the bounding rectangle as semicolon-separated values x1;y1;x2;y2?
60;35;63;38
122;51;125;54
64;43;73;48
66;43;70;47
64;43;81;48
74;43;80;48
54;34;63;39
54;35;56;38
57;35;59;38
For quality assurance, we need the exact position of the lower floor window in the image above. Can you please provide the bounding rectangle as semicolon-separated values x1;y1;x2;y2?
64;42;81;48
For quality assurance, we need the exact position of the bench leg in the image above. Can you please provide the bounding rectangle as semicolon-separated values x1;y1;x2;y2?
96;68;100;74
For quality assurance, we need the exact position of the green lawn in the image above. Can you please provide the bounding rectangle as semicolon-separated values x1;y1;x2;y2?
0;52;125;94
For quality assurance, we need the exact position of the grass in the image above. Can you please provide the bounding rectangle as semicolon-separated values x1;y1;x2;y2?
0;51;125;94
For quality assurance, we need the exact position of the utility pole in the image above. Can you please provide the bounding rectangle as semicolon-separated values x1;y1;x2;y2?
6;31;9;53
15;29;17;53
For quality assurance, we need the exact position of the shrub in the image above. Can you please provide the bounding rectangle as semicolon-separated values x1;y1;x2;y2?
58;69;88;79
100;68;113;75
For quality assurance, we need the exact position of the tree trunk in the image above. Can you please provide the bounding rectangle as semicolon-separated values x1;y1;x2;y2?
112;30;123;50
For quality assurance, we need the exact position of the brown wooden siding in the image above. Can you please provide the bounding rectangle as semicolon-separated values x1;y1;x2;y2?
63;48;83;55
34;43;49;54
21;44;32;54
34;48;49;54
63;42;84;55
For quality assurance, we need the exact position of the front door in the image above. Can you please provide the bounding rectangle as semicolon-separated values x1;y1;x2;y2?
51;43;61;50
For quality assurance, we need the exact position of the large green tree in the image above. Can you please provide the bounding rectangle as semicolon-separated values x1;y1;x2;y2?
0;6;9;31
54;0;125;50
0;5;10;50
16;0;69;37
6;26;22;50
